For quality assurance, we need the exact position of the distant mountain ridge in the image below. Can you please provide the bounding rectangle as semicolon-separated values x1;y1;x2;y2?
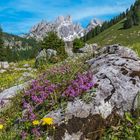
3;32;37;49
86;19;102;34
26;16;101;41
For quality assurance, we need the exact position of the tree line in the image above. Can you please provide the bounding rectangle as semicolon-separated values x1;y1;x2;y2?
124;0;140;29
0;27;39;62
83;0;140;41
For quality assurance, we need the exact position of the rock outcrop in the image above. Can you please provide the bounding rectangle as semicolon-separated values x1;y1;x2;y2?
26;16;101;42
35;49;47;67
45;45;140;140
0;62;9;69
35;49;57;67
26;16;84;41
46;49;57;59
0;82;29;111
78;43;98;54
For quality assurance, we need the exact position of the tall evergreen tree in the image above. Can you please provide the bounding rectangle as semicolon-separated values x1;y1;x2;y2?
0;27;6;61
41;32;67;60
123;17;134;29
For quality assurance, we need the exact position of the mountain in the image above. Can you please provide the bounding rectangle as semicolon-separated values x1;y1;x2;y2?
26;16;84;41
85;19;102;34
26;16;101;42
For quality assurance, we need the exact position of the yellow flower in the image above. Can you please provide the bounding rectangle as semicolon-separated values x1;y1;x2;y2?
0;124;4;130
41;117;53;125
32;120;40;125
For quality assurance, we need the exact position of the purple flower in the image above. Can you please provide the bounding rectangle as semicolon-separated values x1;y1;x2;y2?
63;71;95;97
29;112;36;121
32;128;41;137
21;131;28;140
0;100;5;107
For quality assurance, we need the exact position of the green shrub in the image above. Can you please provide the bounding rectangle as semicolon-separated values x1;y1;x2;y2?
73;38;85;53
41;32;67;62
102;112;140;140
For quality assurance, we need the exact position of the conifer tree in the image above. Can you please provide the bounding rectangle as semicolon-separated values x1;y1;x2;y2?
123;17;134;29
0;27;6;61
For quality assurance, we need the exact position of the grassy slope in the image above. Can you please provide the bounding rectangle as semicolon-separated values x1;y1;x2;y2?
87;20;140;55
3;32;38;48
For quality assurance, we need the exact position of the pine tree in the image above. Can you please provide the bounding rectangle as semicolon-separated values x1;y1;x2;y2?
41;32;67;59
0;27;6;61
73;38;84;53
132;12;139;25
123;17;134;29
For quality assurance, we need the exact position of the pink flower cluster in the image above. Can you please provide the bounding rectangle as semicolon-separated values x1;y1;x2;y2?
24;80;57;104
22;79;57;121
63;71;95;97
21;70;95;138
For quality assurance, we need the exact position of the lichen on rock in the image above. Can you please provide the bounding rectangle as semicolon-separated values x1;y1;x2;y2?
45;44;140;140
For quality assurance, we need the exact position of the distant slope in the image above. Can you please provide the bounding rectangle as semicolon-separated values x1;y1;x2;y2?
3;32;38;48
87;20;140;56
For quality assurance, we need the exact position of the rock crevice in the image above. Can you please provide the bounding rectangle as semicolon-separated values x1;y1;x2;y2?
45;45;140;140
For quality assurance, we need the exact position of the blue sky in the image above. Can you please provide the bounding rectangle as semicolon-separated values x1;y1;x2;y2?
0;0;135;35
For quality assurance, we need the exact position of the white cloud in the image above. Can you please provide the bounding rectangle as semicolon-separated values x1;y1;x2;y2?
0;0;135;34
72;5;129;20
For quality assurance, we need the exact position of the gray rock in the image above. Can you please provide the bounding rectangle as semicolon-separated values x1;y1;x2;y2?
0;69;6;73
23;64;30;68
79;43;98;54
88;45;140;116
35;49;47;67
14;68;28;71
62;132;83;140
0;82;29;111
35;49;57;67
46;49;57;59
26;67;33;71
44;109;64;125
18;72;34;82
0;61;9;69
98;44;138;59
45;45;140;140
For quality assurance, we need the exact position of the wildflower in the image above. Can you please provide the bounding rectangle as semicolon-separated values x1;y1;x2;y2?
21;131;27;140
32;128;41;137
32;120;40;126
0;100;4;107
41;117;53;125
0;124;3;130
63;71;95;97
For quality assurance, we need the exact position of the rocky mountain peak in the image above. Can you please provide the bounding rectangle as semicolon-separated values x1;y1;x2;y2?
26;16;102;41
55;15;72;24
26;15;84;41
86;18;102;34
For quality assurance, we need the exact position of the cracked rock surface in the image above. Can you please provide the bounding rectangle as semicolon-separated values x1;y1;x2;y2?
46;45;140;140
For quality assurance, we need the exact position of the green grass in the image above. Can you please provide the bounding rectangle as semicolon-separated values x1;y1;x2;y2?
0;59;36;92
87;20;140;56
0;70;24;92
16;59;35;68
0;59;54;92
